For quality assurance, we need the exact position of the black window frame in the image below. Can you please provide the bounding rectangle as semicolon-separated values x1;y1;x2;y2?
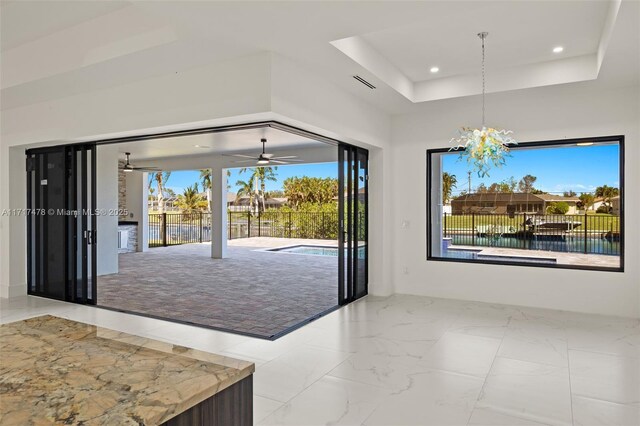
426;135;625;273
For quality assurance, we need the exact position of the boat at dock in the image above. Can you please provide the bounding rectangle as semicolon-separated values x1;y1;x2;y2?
526;218;582;231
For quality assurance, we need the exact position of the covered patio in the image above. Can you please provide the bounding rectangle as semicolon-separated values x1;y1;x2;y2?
97;238;338;339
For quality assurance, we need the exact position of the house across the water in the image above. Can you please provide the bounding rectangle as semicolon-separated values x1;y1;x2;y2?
451;193;580;215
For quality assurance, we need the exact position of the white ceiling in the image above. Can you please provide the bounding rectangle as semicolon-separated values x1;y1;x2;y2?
359;1;609;82
108;126;329;161
1;1;638;114
0;1;129;51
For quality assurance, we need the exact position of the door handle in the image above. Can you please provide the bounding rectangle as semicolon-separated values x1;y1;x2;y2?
85;230;95;245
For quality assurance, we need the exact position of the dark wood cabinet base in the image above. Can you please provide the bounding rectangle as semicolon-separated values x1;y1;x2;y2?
161;375;253;426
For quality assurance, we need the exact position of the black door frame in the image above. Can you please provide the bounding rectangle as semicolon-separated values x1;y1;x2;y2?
338;144;369;305
25;121;368;311
26;144;97;304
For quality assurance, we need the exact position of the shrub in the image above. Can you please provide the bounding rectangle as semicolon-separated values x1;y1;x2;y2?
546;201;569;215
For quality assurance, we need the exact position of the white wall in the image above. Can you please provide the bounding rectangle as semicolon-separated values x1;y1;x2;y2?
391;83;640;318
96;145;119;275
1;53;273;146
270;54;394;296
0;52;394;298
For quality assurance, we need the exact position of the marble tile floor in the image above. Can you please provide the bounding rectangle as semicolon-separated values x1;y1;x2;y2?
1;294;638;426
98;239;338;339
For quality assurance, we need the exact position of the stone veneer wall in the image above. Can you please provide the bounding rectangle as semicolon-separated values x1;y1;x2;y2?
118;224;138;253
118;159;128;221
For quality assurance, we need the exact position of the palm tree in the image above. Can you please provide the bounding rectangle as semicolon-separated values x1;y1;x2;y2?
151;171;172;213
442;172;458;204
199;169;212;211
175;183;208;212
235;178;256;213
595;185;619;211
239;167;278;212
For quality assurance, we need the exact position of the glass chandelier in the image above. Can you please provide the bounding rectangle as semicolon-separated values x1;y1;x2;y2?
450;32;517;177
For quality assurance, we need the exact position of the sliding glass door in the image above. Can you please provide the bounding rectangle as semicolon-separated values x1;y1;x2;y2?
338;144;368;305
27;145;97;304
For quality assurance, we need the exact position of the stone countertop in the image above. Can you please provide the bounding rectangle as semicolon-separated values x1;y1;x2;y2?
0;315;255;425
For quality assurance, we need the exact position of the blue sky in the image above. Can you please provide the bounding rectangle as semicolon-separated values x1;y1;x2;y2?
442;144;620;195
150;162;338;195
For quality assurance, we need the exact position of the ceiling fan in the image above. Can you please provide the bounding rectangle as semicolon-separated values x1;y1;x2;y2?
229;138;303;165
120;152;159;173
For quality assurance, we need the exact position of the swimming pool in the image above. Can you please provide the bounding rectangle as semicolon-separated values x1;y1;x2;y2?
269;245;365;257
442;248;557;264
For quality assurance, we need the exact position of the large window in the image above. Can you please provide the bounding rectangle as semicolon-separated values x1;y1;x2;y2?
427;136;624;271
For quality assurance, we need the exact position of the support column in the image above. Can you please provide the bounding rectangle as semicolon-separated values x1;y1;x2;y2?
211;160;228;259
125;171;148;252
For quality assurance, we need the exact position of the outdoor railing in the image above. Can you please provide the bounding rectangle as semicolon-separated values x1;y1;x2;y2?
149;211;362;247
442;213;620;256
228;211;342;240
149;212;212;247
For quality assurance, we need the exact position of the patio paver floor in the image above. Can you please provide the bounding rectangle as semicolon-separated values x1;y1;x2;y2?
97;238;338;339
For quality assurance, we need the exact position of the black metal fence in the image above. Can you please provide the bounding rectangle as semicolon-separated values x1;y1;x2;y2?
149;211;347;247
443;213;621;255
228;211;341;240
149;212;212;247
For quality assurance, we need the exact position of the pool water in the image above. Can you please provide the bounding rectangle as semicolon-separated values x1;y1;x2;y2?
443;249;479;260
450;235;620;256
271;245;366;257
442;248;557;264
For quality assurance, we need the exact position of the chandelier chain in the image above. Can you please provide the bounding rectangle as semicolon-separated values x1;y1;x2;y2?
481;32;486;127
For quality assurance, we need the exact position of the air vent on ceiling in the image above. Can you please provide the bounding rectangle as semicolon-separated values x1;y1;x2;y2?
353;75;376;89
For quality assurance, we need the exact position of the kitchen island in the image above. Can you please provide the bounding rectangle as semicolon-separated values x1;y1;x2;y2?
0;315;254;425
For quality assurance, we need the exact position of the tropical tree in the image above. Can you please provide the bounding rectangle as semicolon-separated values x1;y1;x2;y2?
442;172;457;204
546;201;570;215
200;169;212;211
266;189;285;198
578;193;595;211
175;183;208;212
238;167;278;212
151;171;171;212
486;177;516;193
283;176;339;208
595;185;619;209
518;174;538;193
563;190;577;197
235;177;256;213
476;183;488;193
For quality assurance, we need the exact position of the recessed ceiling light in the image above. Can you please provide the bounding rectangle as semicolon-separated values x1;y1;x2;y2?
553;46;564;53
194;145;210;149
430;67;439;73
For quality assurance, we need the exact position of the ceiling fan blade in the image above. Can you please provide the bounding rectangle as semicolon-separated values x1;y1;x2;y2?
229;154;256;159
270;160;291;164
262;153;274;158
271;155;298;159
232;159;256;164
272;158;304;162
132;167;160;172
